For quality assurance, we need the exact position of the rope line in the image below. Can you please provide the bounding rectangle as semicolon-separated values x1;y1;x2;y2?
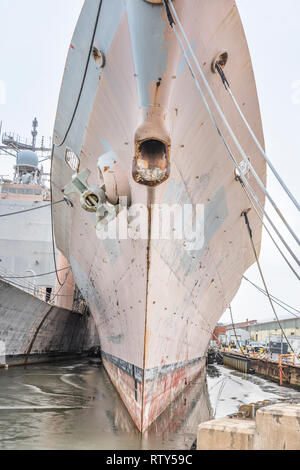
243;276;300;318
1;266;70;280
55;0;103;148
237;175;300;280
163;0;299;351
228;305;247;357
49;1;103;286
166;0;300;247
0;199;66;217
163;1;300;270
50;268;72;304
215;62;300;212
242;211;294;353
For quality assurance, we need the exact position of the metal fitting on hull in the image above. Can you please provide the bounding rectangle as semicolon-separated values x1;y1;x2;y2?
132;108;171;187
133;138;170;186
63;168;124;232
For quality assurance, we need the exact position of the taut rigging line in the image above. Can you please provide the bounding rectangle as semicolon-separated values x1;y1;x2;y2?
164;0;299;246
243;276;300;318
162;0;300;275
214;61;300;212
242;210;294;353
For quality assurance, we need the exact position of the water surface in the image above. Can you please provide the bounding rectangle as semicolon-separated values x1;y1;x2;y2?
0;360;299;450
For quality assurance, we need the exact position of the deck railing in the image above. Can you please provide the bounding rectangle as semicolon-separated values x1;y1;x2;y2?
0;266;47;302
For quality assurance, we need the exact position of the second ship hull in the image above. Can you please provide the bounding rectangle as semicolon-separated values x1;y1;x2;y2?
0;280;99;366
52;0;266;431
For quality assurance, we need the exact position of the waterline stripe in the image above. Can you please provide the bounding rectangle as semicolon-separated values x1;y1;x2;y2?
101;351;205;383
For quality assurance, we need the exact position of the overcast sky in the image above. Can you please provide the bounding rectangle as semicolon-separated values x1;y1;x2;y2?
0;0;299;325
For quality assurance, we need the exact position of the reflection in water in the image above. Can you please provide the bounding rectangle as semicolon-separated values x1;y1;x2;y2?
0;361;211;450
2;361;298;450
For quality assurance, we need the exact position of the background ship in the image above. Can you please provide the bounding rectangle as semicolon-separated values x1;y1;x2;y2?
51;0;266;431
0;118;99;366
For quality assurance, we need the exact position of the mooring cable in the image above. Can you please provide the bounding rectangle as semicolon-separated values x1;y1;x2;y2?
243;276;300;318
228;305;248;357
0;199;66;217
163;0;299;349
55;0;103;148
49;1;103;286
242;210;294;353
163;0;300;270
237;175;300;280
215;61;300;212
165;0;299;246
1;266;70;280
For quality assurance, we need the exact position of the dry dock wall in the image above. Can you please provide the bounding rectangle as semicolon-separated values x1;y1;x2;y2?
0;280;99;365
250;357;300;387
221;351;300;387
197;403;300;450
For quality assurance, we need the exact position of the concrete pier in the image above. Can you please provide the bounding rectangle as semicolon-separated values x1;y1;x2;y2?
197;403;300;450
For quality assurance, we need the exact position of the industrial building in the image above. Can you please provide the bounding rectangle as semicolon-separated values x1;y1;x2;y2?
240;317;300;343
212;318;300;346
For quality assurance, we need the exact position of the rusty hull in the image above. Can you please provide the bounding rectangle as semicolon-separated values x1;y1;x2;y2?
52;0;266;431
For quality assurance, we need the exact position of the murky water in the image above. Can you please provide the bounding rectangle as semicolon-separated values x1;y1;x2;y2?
206;364;300;419
0;360;210;450
0;360;299;450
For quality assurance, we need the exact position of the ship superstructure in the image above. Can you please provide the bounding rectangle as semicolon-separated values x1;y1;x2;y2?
0;118;68;301
0;119;99;364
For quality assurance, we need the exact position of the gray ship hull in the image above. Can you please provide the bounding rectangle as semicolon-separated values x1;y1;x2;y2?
52;0;266;431
0;279;99;366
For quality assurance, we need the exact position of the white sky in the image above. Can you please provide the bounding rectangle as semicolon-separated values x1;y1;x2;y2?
0;0;299;324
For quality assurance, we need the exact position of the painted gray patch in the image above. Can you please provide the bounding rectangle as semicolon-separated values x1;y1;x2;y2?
177;41;196;78
126;0;168;107
98;150;120;172
101;238;122;265
55;0;125;158
153;185;228;278
99;137;114;154
163;178;190;205
204;185;228;243
98;0;125;56
107;334;124;344
195;173;210;198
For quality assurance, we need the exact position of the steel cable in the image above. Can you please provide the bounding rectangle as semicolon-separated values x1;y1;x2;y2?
166;0;300;246
243;276;300;318
242;211;294;353
0;199;66;217
163;1;300;271
215;62;300;212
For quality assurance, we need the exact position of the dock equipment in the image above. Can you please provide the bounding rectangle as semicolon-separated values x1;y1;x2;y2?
222;353;251;374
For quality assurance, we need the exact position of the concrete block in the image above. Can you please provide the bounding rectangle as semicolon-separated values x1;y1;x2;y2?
255;403;300;450
197;418;256;450
197;404;300;450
